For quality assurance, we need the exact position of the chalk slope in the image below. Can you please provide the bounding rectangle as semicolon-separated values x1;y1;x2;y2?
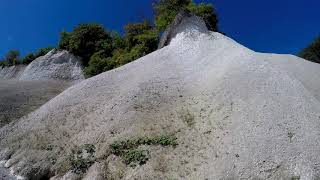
1;15;320;179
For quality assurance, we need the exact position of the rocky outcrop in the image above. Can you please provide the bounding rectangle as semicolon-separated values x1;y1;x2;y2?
158;10;208;49
0;50;84;81
19;49;84;81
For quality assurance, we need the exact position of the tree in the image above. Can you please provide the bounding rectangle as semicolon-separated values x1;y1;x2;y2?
153;0;218;32
5;50;20;65
59;23;113;66
58;31;71;50
22;53;35;64
187;3;218;31
34;47;53;58
154;0;191;31
84;51;110;77
124;21;158;51
299;37;320;63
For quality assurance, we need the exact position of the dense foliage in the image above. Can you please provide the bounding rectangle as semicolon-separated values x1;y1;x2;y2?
1;0;219;76
299;37;320;63
58;24;113;66
82;21;158;77
57;0;218;77
153;0;218;31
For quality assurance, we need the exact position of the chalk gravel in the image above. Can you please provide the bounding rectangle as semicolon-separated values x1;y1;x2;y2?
1;15;320;179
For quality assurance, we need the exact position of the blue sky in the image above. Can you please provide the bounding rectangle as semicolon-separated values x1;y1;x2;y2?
0;0;319;58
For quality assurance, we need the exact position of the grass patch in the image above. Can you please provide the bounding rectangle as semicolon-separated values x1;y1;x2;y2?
69;144;96;174
123;149;149;166
110;135;178;167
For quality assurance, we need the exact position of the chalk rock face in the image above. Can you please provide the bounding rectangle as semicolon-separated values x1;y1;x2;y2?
19;50;84;81
158;10;208;49
0;65;26;80
2;13;320;180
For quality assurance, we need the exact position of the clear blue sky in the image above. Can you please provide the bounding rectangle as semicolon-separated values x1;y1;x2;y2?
0;0;319;58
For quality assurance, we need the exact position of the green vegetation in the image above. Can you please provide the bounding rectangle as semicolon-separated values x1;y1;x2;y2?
0;61;8;67
58;24;113;66
0;47;54;66
122;149;149;166
53;144;96;175
22;53;36;65
110;135;178;166
34;47;53;58
2;0;218;76
80;21;159;77
299;36;320;63
153;0;218;31
56;0;218;77
22;47;53;65
69;144;96;174
2;50;20;66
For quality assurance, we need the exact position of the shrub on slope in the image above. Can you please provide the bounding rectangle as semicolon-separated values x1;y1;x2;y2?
22;47;53;65
299;36;320;63
154;0;219;32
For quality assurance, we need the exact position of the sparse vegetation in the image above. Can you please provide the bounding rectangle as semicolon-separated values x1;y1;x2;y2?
110;135;178;166
55;144;96;174
69;144;96;174
122;149;149;166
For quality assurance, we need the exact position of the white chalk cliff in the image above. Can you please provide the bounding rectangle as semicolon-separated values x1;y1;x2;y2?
1;13;320;179
0;50;84;81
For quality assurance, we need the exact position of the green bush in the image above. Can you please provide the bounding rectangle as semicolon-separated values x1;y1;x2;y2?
110;135;178;166
153;0;218;31
4;50;20;66
34;47;53;58
154;0;191;31
58;31;71;50
123;149;149;167
21;47;53;65
82;21;159;77
299;37;320;63
111;45;147;67
70;144;96;174
187;2;218;31
84;51;110;77
0;61;8;67
22;53;35;64
58;24;113;66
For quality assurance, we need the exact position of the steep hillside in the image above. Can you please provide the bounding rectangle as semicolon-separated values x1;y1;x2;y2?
19;50;84;81
0;50;84;81
0;65;26;80
0;80;70;127
1;14;320;180
0;50;84;130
